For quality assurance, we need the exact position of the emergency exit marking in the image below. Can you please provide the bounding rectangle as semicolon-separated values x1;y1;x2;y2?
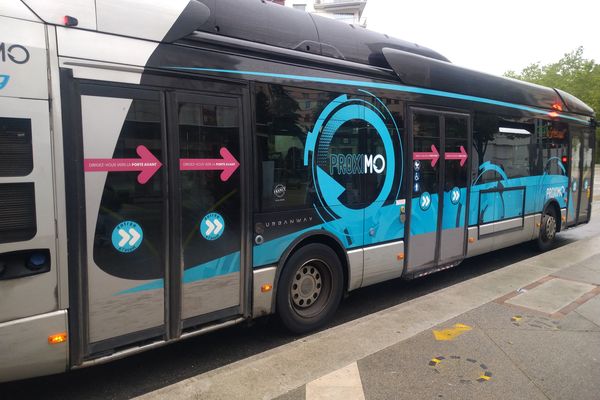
201;213;225;240
111;221;143;253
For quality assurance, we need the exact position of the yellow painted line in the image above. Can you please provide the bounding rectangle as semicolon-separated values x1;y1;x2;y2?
432;323;472;341
479;375;491;381
511;315;522;322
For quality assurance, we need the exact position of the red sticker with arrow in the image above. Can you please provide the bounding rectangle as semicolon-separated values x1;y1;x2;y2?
84;145;162;184
179;147;240;182
413;144;440;167
445;145;468;166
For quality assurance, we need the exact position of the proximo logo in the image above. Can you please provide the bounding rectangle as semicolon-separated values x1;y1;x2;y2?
0;42;30;65
304;93;403;222
329;153;385;175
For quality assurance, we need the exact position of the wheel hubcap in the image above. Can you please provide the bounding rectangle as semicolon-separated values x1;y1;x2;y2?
545;216;556;240
291;262;323;309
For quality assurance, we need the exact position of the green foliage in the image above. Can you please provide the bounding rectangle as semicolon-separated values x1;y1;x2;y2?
504;47;600;161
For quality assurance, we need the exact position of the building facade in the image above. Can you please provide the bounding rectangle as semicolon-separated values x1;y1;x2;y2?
283;0;367;26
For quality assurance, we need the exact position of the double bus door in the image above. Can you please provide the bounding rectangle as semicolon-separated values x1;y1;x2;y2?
406;108;470;274
568;126;594;226
70;78;247;359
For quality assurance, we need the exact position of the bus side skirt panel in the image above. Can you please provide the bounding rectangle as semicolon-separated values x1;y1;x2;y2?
0;310;68;383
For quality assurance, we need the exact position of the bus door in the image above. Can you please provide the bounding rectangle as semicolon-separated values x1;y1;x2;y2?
406;109;470;274
569;126;594;225
68;78;246;360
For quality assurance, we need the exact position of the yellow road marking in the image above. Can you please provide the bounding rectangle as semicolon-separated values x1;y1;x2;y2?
511;315;522;322
479;375;491;381
432;323;472;341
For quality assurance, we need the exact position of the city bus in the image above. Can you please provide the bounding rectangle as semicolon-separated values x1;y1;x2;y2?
0;0;595;383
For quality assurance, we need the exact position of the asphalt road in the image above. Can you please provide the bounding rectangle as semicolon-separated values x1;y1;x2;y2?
3;209;599;400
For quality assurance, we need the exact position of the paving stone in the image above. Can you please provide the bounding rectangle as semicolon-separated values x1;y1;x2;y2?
506;278;595;314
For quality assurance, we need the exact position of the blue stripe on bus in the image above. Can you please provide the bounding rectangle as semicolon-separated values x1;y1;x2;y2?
115;252;240;295
165;67;590;124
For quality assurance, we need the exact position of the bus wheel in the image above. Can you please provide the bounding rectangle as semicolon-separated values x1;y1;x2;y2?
276;243;344;334
537;208;558;251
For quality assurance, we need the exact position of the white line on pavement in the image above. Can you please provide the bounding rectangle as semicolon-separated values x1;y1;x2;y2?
306;362;365;400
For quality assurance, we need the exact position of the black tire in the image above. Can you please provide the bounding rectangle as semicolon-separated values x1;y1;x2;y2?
276;243;344;334
537;207;558;252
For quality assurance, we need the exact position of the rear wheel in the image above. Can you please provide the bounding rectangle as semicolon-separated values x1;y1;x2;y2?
537;208;558;251
276;243;343;333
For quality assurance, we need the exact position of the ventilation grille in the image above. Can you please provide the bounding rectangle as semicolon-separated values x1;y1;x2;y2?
0;117;33;176
0;183;36;243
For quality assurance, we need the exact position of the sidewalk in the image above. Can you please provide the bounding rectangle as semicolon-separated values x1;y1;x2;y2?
138;210;600;400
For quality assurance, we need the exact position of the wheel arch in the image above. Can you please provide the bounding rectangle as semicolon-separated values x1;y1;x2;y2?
542;198;562;232
270;230;350;313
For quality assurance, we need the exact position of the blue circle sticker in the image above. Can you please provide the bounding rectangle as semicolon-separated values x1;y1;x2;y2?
112;221;143;253
419;192;432;211
201;212;225;240
583;179;589;191
450;187;461;205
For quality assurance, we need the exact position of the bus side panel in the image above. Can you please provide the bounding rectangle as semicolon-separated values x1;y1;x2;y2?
0;17;68;381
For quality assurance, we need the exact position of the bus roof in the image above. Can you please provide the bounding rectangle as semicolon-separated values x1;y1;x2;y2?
16;0;595;117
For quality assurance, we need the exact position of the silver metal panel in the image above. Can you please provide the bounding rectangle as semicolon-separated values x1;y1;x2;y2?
439;227;465;261
96;0;189;42
0;97;59;323
362;241;404;287
347;248;363;291
21;0;97;29
478;222;494;236
0;0;41;21
407;231;436;272
492;215;537;251
0;310;68;383
57;27;159;79
0;17;48;100
252;267;277;317
47;25;70;310
493;217;523;233
465;226;493;258
182;273;240;321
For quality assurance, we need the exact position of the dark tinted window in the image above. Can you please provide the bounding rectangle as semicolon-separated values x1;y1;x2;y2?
256;84;328;211
412;113;439;196
178;101;240;269
93;99;164;280
540;120;568;175
0;117;33;176
472;113;539;182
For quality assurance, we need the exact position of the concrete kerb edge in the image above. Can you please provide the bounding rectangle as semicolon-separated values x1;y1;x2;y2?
137;233;600;400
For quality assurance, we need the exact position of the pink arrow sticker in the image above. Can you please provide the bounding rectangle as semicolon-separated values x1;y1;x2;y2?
84;145;162;184
179;147;240;182
413;144;440;167
445;145;468;167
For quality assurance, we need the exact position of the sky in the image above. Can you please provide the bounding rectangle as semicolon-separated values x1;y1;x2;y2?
363;0;600;76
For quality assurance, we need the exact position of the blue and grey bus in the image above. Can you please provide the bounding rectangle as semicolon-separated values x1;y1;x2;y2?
0;0;595;382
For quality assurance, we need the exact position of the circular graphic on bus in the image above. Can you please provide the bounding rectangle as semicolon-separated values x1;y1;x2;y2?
201;212;225;240
111;221;144;253
303;92;403;224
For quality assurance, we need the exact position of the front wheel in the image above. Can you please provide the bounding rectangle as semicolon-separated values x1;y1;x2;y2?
537;208;558;251
276;243;344;334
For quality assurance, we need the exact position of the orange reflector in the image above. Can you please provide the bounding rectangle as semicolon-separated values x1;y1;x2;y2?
48;333;67;344
562;216;566;222
536;223;541;227
261;283;273;293
397;253;404;260
468;237;475;243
